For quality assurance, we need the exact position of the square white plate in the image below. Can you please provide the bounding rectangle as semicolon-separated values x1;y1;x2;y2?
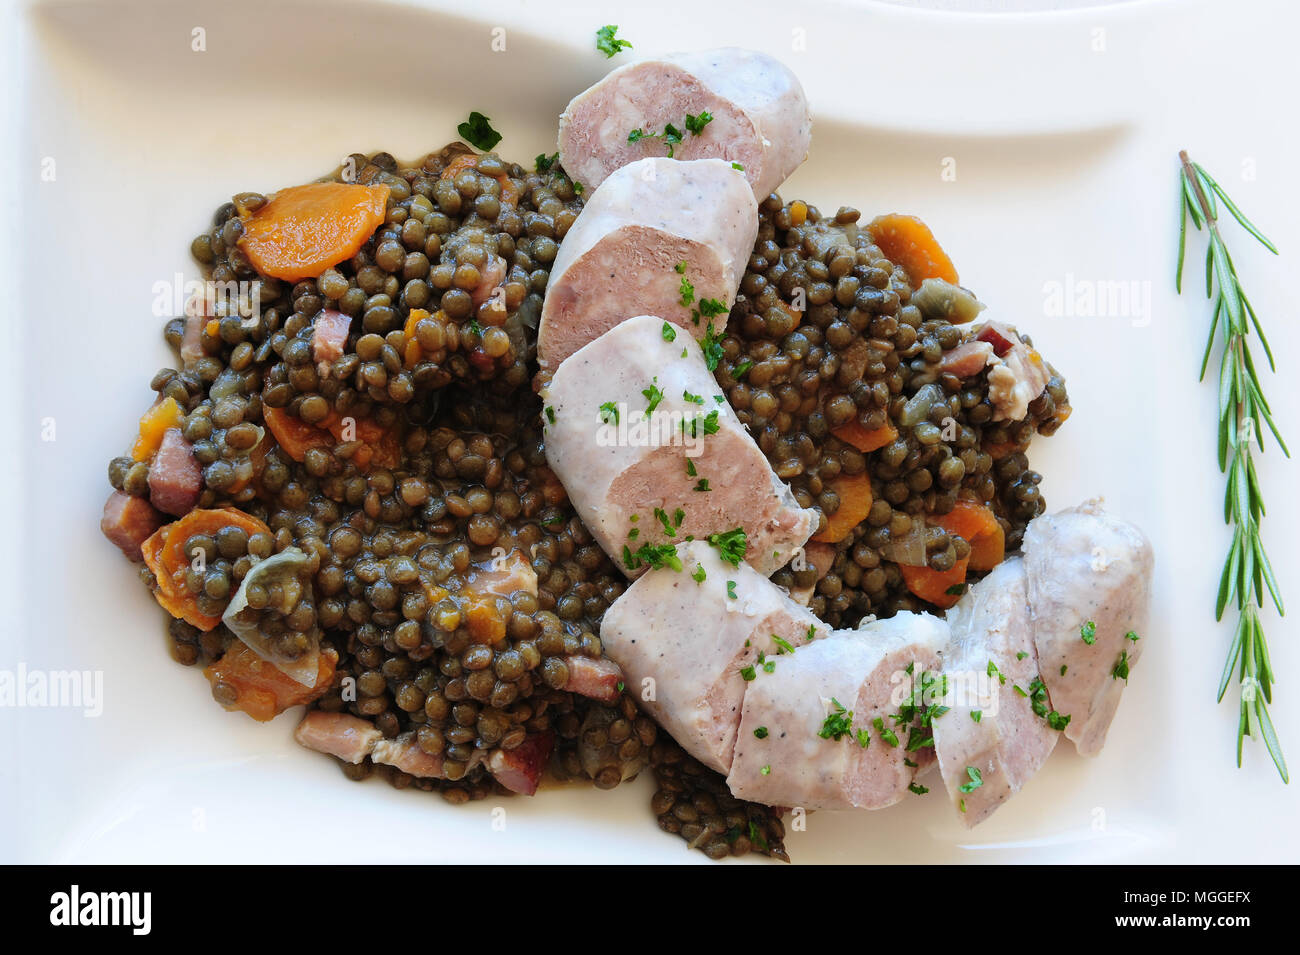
2;0;1297;863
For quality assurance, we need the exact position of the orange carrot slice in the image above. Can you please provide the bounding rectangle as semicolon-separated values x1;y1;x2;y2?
900;556;970;610
238;182;389;281
131;397;186;462
262;405;334;462
832;420;898;454
931;499;1005;572
812;472;874;544
204;639;336;722
141;508;272;630
866;214;959;286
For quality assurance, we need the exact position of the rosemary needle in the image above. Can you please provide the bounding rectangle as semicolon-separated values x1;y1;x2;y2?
1177;150;1288;782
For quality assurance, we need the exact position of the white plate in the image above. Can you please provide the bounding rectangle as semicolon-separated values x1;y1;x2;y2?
3;0;1298;864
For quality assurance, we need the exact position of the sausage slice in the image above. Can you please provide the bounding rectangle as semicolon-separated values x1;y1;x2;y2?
558;47;812;201
537;157;757;371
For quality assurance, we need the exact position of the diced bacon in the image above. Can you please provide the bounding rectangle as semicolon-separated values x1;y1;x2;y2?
939;340;995;379
487;730;556;796
371;733;446;778
975;321;1019;357
471;255;509;308
147;428;202;516
100;490;165;562
311;309;352;365
562;655;624;703
293;710;381;764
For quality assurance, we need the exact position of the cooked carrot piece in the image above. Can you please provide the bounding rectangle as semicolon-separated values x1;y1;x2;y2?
900;556;970;610
204;639;337;722
832;420;898;454
440;154;480;181
866;214;959;286
238;182;389;281
131;396;186;462
142;508;273;630
931;499;1005;572
262;405;334;462
812;472;873;544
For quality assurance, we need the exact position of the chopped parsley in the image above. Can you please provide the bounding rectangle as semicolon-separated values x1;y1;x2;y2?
684;111;713;135
595;24;632;58
685;458;697;477
616;681;624;693
661;322;676;342
1112;649;1131;682
622;542;682;572
754;726;769;739
807;624;817;641
598;401;619;425
1126;630;1141;642
691;563;707;584
678;273;696;306
654;507;676;538
856;728;871;749
457;111;502;151
627;527;639;541
772;635;795;655
908;782;930;796
873;717;899;748
958;766;983;794
1081;620;1097;645
731;162;745;171
759;765;771;777
945;583;967;596
987;659;1006;686
693;479;712;492
697;297;728;319
1060;664;1068;676
535;152;558;172
818;698;854;741
683;390;704;405
739;664;756;681
675;261;686;274
699;410;720;435
707;527;748;566
1016;651;1028;660
466;318;484;338
970;710;982;723
544;406;555;424
733;358;753;379
700;322;725;372
726;580;737;600
641;378;664;414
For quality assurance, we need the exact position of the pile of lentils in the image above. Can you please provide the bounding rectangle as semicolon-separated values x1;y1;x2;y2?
717;194;1070;629
105;148;1064;863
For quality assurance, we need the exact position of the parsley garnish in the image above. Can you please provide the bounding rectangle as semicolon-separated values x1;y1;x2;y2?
958;766;983;794
595;24;632;58
691;563;706;584
733;359;753;379
773;635;794;655
987;659;1006;686
759;765;771;777
818;698;854;741
683;390;704;405
1081;620;1097;645
535;152;558;172
707;527;747;567
622;542;682;572
731;161;744;171
970;710;982;723
685;458;697;477
740;664;756;681
642;378;664;414
678;273;695;307
908;782;929;795
1126;630;1141;642
684;111;713;135
544;406;555;424
693;479;711;492
598;401;619;425
1112;649;1131;682
654;507;676;538
873;717;899;748
661;321;676;342
726;580;737;600
457;111;502;151
701;322;725;372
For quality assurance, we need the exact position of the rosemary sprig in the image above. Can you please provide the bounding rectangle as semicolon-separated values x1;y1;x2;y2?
1177;150;1288;782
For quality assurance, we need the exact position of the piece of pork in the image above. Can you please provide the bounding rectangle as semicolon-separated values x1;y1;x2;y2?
933;558;1059;826
370;733;447;778
559;48;811;201
561;655;624;703
486;731;555;796
293;710;382;764
537;158;757;371
542;314;816;577
727;613;949;811
972;321;1051;422
311;309;352;366
1022;499;1153;755
100;490;166;562
147;428;202;517
600;540;822;774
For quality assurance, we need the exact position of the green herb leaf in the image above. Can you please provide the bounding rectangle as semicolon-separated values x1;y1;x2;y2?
457;111;502;151
595;24;632;58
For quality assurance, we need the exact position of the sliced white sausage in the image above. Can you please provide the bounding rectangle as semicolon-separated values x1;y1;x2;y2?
933;558;1059;826
558;47;812;201
542;314;816;578
600;540;822;774
1023;499;1153;755
293;710;382;765
727;614;949;811
537;157;757;371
